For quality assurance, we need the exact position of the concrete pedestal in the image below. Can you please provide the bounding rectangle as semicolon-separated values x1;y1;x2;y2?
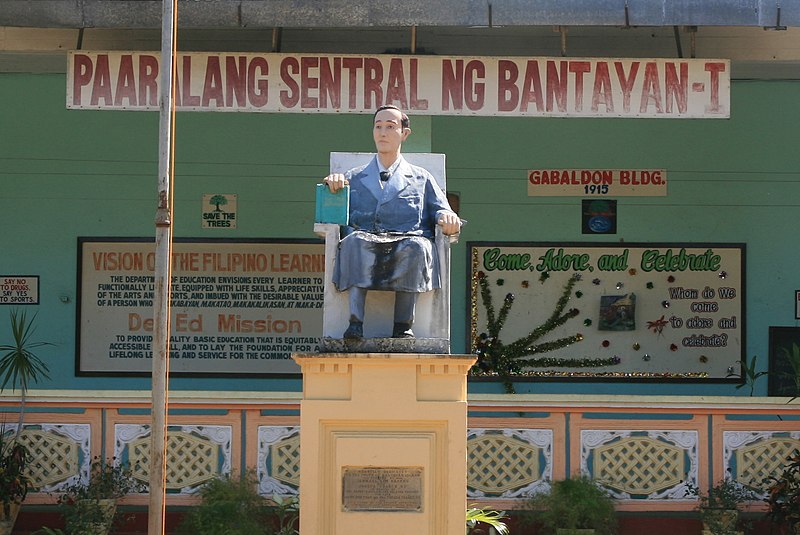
294;352;476;535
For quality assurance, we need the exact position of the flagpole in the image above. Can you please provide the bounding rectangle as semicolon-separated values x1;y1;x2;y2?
149;0;177;532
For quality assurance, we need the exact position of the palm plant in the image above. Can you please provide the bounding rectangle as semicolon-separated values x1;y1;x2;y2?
0;310;51;533
0;309;52;436
466;506;509;534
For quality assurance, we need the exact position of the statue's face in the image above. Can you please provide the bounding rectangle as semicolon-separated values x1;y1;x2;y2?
373;108;410;155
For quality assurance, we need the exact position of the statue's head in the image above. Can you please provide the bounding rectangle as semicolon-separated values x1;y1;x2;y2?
373;105;411;155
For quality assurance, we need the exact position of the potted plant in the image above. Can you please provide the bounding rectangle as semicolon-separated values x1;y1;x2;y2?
57;457;144;535
765;450;800;534
0;309;52;534
689;478;757;535
0;429;30;534
524;476;617;535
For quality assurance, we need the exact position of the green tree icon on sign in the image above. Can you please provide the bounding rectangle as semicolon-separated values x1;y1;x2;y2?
209;195;228;212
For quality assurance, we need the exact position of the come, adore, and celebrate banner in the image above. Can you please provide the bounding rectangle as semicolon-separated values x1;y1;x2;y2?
469;242;745;381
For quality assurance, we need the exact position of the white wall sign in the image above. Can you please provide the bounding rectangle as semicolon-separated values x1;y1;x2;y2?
0;276;39;305
77;238;324;375
67;52;730;119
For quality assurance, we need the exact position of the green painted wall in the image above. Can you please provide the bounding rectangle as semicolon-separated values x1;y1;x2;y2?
2;73;798;395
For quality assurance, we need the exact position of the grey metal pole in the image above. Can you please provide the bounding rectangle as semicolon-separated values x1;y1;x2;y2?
149;0;176;532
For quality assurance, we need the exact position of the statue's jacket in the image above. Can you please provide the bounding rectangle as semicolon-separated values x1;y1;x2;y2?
343;156;451;238
333;155;453;293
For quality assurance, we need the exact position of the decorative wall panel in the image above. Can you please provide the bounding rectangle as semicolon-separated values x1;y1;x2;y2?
11;424;91;493
723;431;800;492
467;428;552;498
115;424;231;494
258;426;300;496
582;430;698;500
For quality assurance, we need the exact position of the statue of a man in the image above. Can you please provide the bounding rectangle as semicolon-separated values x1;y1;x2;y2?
323;105;462;340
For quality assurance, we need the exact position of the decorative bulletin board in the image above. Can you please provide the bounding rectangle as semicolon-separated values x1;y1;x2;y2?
468;242;745;382
77;237;324;376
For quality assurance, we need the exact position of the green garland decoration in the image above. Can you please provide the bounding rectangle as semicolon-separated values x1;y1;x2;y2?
473;272;620;393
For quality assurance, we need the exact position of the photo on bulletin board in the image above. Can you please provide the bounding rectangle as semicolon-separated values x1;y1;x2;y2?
768;326;800;397
468;242;746;384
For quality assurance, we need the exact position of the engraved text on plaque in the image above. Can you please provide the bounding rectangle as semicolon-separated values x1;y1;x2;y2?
342;466;424;512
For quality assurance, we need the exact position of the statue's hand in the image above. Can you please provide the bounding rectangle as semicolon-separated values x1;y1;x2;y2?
323;173;348;193
437;212;461;235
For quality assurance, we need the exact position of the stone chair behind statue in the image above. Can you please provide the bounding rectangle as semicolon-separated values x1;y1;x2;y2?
314;152;457;354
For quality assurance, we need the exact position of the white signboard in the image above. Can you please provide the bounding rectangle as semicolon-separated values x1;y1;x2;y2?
469;242;744;380
78;238;324;375
528;169;667;196
0;276;39;305
67;52;730;118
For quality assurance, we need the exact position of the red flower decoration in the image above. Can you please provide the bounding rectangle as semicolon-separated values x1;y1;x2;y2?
647;315;669;335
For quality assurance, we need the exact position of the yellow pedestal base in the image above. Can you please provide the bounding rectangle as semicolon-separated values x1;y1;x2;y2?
294;352;475;535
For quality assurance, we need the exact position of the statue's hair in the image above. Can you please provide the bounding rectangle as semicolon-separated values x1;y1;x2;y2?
374;105;410;129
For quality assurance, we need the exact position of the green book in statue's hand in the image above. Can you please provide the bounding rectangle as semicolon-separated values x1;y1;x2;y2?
315;184;350;225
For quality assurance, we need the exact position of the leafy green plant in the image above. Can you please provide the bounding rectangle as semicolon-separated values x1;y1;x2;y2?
696;478;757;511
524;476;617;535
31;527;66;535
59;457;144;502
0;309;52;435
730;354;767;396
764;450;800;533
686;478;757;535
57;457;144;535
0;428;30;519
267;494;299;535
178;471;298;535
777;343;800;398
466;505;509;534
